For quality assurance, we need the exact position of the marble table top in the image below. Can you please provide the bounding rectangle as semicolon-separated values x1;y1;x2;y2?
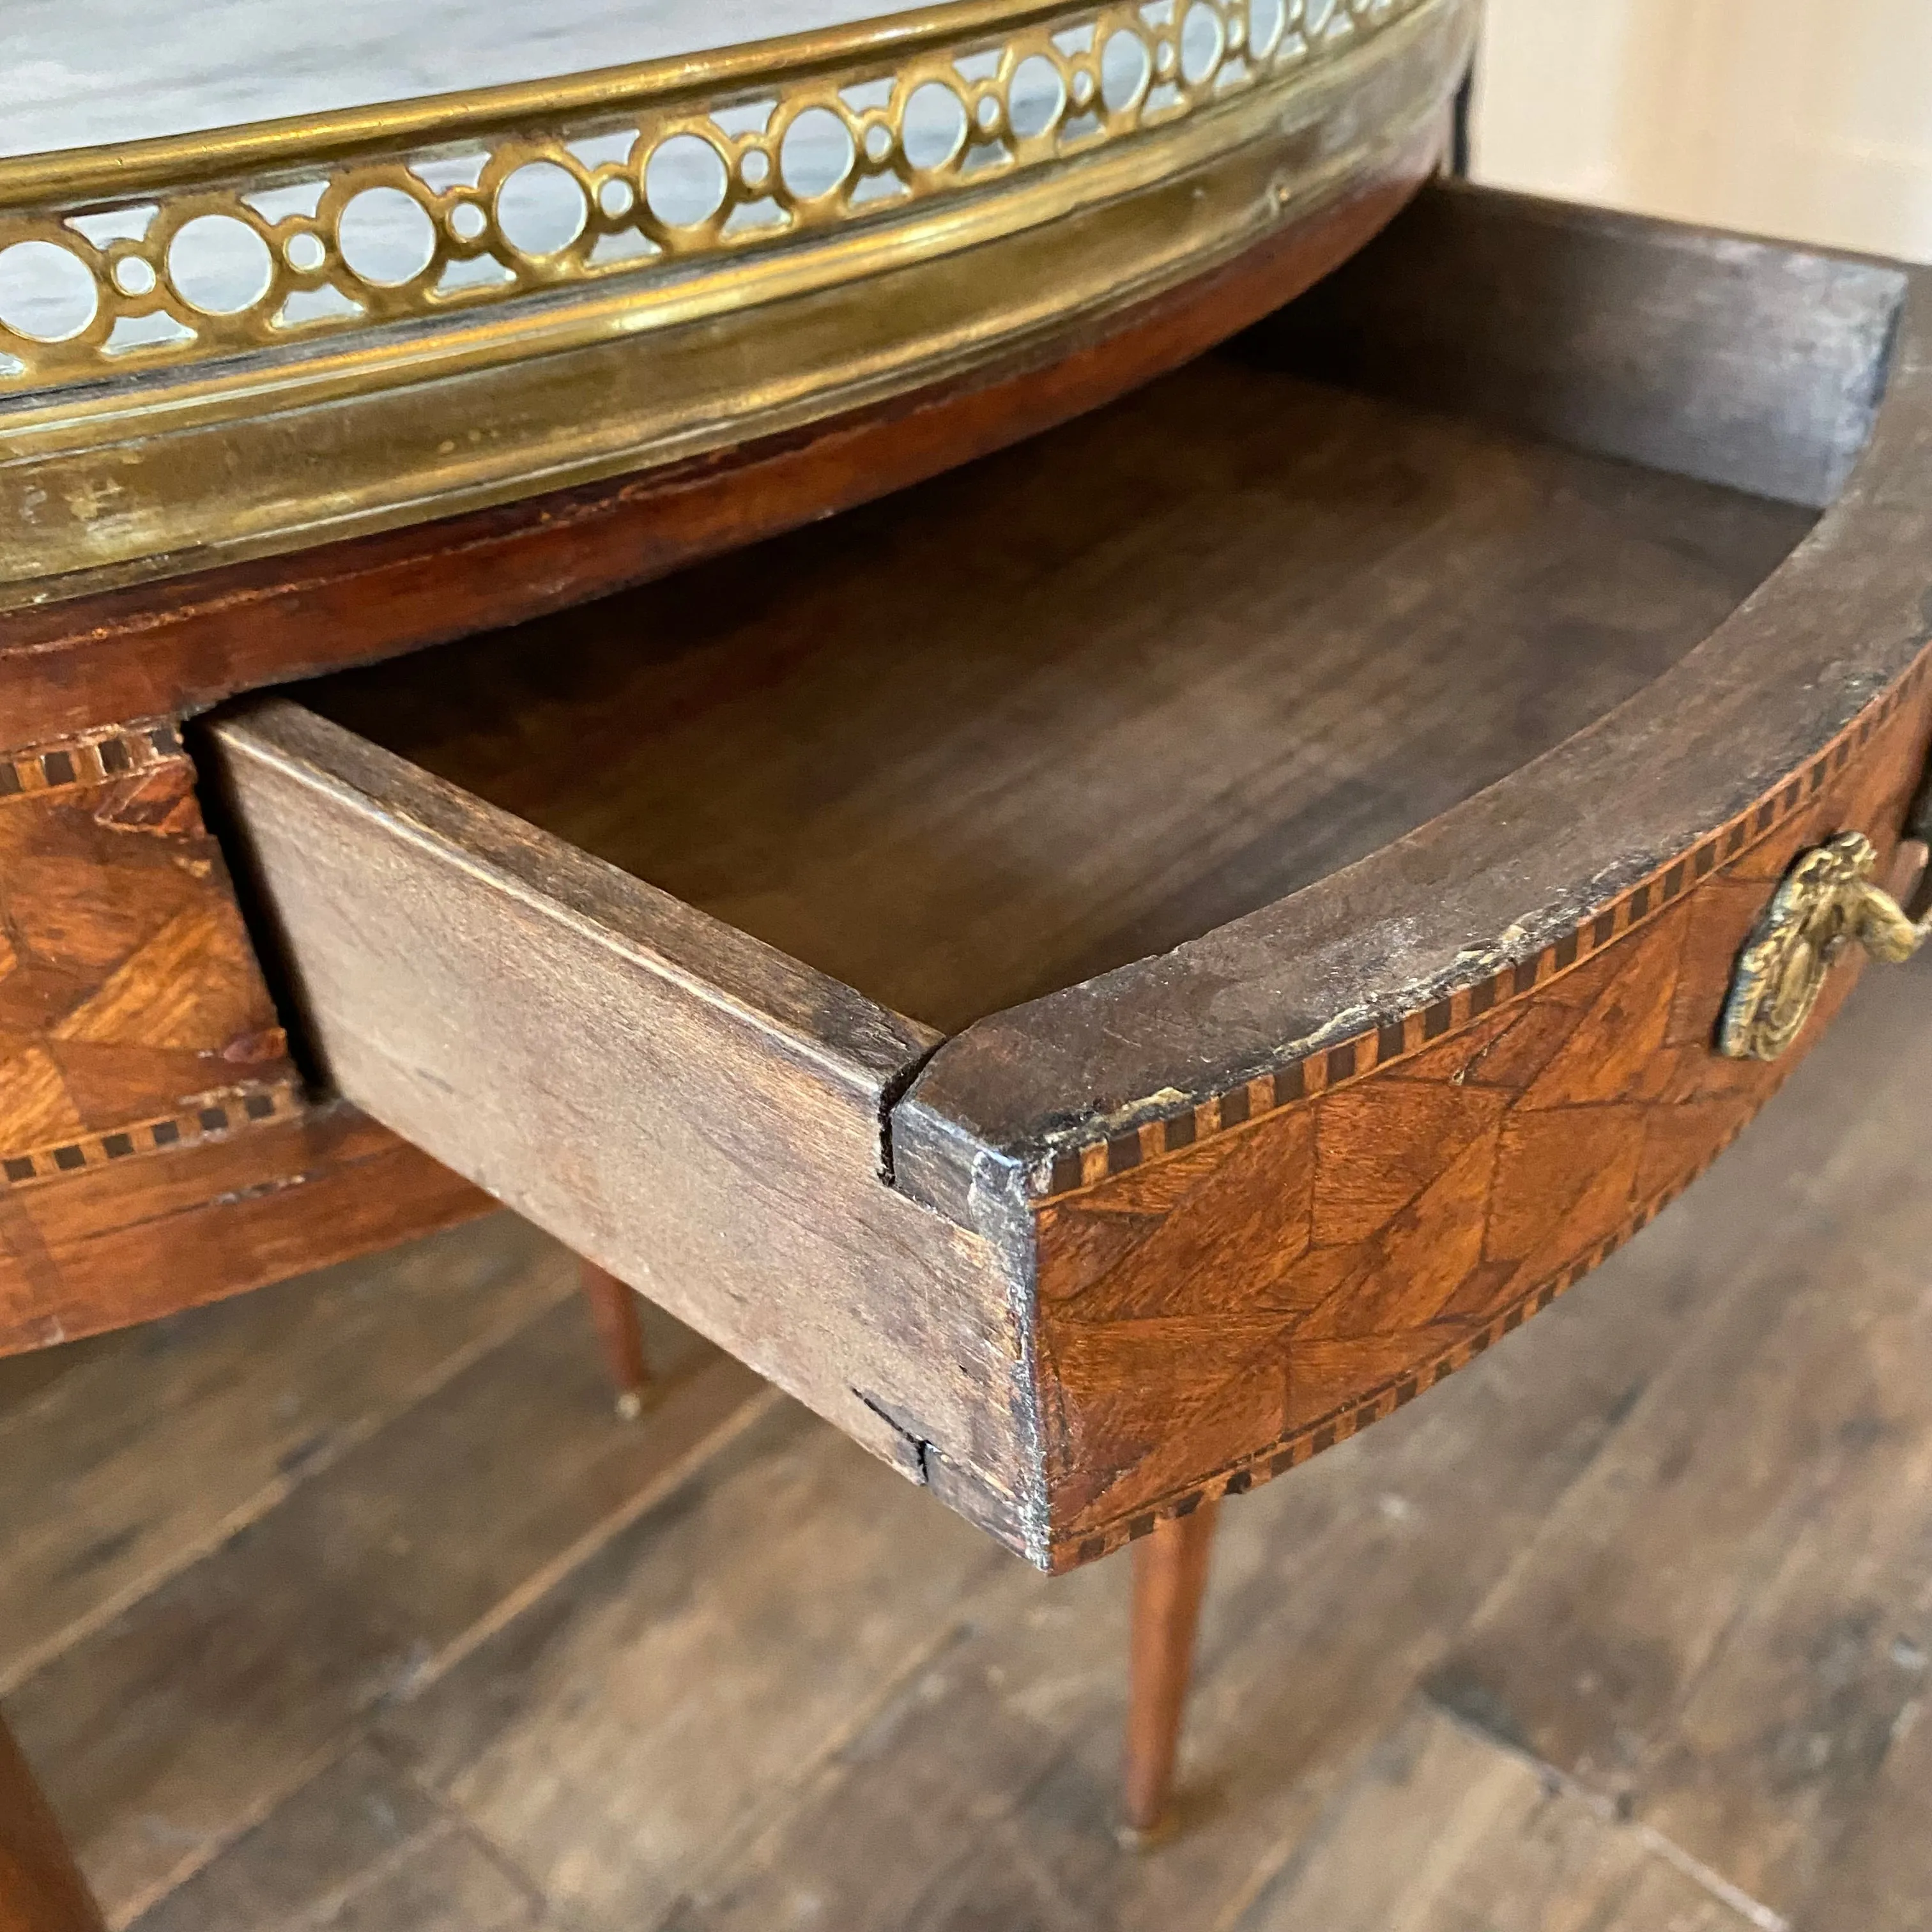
2;0;896;156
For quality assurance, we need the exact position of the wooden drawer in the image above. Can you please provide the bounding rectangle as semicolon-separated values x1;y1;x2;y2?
203;183;1932;1572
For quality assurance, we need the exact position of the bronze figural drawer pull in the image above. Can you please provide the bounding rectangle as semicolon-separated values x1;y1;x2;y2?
1720;832;1931;1061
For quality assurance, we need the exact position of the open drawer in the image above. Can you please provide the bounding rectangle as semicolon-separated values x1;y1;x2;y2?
204;183;1932;1572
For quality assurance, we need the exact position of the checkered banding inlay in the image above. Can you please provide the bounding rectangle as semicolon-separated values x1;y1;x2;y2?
0;724;185;804
1035;654;1931;1204
0;1079;305;1190
1052;1116;1756;1569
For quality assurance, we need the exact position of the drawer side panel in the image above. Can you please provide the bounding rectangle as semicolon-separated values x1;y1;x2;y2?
208;702;1041;1555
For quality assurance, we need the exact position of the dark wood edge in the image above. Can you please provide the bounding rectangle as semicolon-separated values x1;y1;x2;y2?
1027;651;1932;1206
205;699;942;1101
0;123;1447;747
0;1101;490;1358
896;194;1932;1218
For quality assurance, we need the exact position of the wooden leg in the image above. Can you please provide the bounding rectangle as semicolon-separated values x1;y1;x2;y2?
0;1714;104;1932
578;1259;652;1420
1121;1499;1221;1841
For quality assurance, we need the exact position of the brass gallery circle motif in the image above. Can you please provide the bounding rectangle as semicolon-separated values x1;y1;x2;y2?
1719;831;1931;1062
0;0;1425;389
0;0;1474;607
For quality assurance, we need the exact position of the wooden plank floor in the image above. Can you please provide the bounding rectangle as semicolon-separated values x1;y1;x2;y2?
5;952;1931;1930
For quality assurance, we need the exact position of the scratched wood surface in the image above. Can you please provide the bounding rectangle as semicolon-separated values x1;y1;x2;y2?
3;946;1928;1930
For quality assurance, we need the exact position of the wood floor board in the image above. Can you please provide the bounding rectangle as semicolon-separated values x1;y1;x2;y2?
1229;1699;1767;1932
1790;1678;1932;1932
1426;951;1932;1930
1627;1231;1932;1930
0;1330;120;1418
374;1402;1025;1932
270;1825;544;1932
0;1214;564;1697
126;1742;543;1932
648;1167;1820;1932
1;1284;767;1926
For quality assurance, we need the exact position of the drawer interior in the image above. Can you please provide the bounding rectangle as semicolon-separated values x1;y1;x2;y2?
204;183;1912;1561
297;352;1813;1035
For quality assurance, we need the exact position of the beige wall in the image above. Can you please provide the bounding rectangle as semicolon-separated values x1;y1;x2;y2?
1474;0;1932;261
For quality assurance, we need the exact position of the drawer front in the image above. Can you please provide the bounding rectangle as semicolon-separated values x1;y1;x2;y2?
891;189;1932;1568
1018;657;1932;1565
0;723;295;1174
216;647;1932;1577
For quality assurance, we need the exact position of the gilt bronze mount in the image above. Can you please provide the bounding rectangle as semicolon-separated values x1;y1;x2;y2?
1719;830;1931;1061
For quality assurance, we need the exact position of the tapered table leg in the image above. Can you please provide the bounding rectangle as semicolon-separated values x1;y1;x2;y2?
578;1258;652;1419
1;1715;104;1932
1121;1499;1221;1841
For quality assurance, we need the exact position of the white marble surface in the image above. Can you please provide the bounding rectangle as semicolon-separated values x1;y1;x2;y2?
1;0;896;156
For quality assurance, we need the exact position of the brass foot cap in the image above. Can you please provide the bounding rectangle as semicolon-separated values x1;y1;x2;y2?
1114;1811;1179;1851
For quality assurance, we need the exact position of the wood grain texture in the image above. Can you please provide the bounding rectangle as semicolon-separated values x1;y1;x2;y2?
0;150;1438;749
897;195;1929;1188
372;1402;1020;1932
1024;654;1932;1563
203;702;1033;1547
22;942;1930;1932
884;192;1932;1564
5;1285;769;1926
1423;976;1932;1932
0;719;492;1360
0;724;292;1180
267;339;1808;1566
305;359;1803;1039
222;190;1932;1569
349;1015;1866;1932
1231;1700;1763;1932
121;1743;542;1932
1123;1501;1221;1837
1245;177;1908;510
0;1215;565;1699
